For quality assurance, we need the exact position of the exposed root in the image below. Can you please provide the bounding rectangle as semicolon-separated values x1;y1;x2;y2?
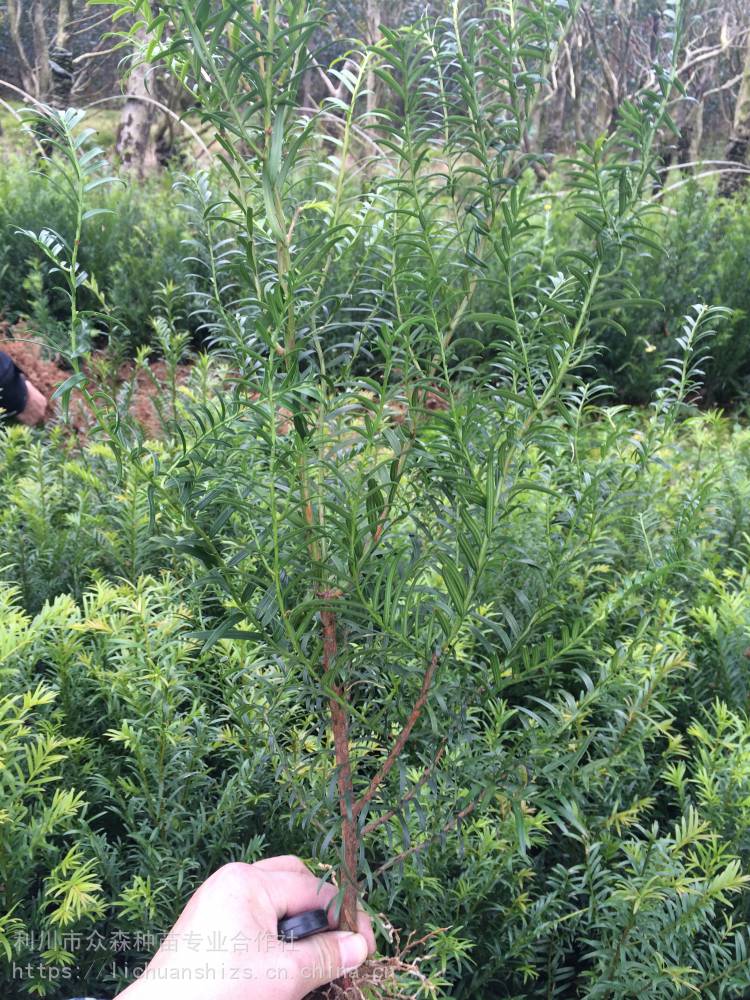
306;919;446;1000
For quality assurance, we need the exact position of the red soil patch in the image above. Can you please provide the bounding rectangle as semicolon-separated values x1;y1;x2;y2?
0;326;190;438
0;335;68;409
1;324;449;439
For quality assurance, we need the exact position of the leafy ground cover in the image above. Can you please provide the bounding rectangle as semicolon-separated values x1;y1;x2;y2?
3;404;750;998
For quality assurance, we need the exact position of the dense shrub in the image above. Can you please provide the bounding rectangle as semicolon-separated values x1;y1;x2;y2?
0;354;226;612
0;577;279;997
3;411;750;997
0;155;196;353
540;182;750;406
4;149;750;406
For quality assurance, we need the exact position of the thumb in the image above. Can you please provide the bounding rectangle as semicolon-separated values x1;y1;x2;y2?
289;930;369;995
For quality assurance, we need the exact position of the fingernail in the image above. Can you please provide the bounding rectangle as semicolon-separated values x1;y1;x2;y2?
339;931;368;971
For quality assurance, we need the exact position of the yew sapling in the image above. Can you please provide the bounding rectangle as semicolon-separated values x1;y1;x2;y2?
22;0;699;993
99;0;687;958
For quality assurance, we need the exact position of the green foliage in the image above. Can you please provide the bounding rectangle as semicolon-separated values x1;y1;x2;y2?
0;151;195;354
541;181;750;405
0;577;277;996
0;375;223;612
0;426;122;611
3;410;750;996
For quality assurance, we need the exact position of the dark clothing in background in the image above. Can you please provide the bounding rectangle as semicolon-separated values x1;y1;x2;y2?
0;351;28;416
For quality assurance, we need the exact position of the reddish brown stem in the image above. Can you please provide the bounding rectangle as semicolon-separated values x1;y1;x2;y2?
354;651;440;819
321;598;359;936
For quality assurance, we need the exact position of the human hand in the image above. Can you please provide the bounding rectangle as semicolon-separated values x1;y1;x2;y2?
115;856;375;1000
17;379;47;426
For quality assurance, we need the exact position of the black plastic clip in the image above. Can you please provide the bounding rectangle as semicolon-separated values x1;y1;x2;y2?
278;908;330;942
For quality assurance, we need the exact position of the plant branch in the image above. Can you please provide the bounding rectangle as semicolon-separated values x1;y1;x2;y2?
361;742;447;838
354;650;440;819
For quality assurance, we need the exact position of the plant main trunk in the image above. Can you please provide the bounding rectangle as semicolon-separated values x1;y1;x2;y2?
320;603;359;935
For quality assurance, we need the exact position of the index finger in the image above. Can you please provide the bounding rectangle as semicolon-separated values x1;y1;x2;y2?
261;868;338;920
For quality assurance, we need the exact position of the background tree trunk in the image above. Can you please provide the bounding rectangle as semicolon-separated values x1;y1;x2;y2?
365;0;381;118
6;0;38;97
50;0;75;109
4;0;76;104
718;28;750;196
30;0;52;99
116;29;159;177
56;0;73;49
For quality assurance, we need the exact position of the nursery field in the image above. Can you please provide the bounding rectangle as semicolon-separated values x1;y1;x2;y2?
3;1;750;999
